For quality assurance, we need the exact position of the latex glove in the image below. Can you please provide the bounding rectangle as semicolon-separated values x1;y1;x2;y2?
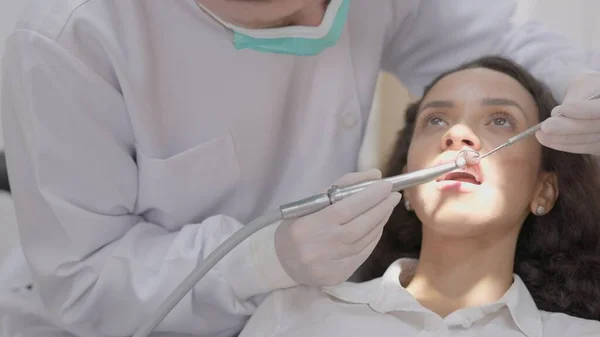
536;71;600;155
274;169;401;287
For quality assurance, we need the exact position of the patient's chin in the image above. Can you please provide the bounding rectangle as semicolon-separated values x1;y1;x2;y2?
416;204;506;239
411;185;520;238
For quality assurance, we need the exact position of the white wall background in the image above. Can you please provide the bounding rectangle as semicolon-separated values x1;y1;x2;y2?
0;0;599;264
526;0;600;51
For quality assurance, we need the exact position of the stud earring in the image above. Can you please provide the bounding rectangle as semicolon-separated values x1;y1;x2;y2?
535;205;545;216
404;199;412;212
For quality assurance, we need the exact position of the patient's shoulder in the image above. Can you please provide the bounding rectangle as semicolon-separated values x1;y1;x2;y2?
240;285;390;337
541;311;600;336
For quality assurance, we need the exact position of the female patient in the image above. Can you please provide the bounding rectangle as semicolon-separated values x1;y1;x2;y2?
239;56;600;337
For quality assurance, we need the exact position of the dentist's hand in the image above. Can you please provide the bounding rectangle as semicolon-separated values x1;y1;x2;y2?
274;169;401;287
537;71;600;155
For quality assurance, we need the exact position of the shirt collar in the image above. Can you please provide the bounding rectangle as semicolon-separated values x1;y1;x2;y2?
321;258;542;337
503;272;543;337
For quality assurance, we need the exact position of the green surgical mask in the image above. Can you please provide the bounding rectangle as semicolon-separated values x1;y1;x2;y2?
198;0;351;56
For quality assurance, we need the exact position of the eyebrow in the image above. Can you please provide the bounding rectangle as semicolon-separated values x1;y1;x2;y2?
419;100;454;112
419;98;526;117
481;98;525;114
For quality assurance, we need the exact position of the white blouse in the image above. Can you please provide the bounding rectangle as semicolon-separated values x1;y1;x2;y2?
239;259;600;337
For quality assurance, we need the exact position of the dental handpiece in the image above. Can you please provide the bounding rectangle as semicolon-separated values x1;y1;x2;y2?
280;154;468;220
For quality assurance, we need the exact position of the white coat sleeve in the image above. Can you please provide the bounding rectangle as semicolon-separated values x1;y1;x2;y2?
1;29;296;337
382;0;595;102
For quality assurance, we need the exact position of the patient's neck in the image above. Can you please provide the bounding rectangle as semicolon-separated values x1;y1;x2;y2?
404;225;519;318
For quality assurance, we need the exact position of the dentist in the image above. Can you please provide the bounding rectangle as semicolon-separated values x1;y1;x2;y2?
1;0;599;336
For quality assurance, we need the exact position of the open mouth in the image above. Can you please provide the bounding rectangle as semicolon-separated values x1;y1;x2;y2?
433;150;484;187
437;171;481;185
436;163;484;185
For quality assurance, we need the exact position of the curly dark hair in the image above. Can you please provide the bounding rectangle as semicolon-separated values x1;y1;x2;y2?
357;56;600;320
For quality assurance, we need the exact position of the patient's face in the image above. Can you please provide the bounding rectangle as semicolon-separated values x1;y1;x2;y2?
405;68;544;237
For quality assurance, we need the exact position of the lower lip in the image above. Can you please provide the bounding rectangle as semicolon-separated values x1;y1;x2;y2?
435;180;480;193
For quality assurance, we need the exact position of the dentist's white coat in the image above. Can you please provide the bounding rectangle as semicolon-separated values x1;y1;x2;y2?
0;1;593;336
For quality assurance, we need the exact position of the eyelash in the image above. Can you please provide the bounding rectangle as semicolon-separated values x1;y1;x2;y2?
421;110;517;129
422;111;446;128
488;111;517;128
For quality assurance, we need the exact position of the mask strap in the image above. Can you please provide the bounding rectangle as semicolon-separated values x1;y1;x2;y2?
194;0;236;31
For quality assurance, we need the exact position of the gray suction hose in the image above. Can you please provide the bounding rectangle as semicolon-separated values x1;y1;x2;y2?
132;210;283;337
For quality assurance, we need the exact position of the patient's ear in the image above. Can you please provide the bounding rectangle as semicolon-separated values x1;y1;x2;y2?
530;172;559;216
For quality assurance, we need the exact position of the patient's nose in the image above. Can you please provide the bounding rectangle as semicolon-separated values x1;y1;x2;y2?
441;124;481;151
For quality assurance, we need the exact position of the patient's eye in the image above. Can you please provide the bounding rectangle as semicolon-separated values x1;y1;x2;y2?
423;112;449;127
492;117;509;126
430;117;447;126
486;111;517;129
